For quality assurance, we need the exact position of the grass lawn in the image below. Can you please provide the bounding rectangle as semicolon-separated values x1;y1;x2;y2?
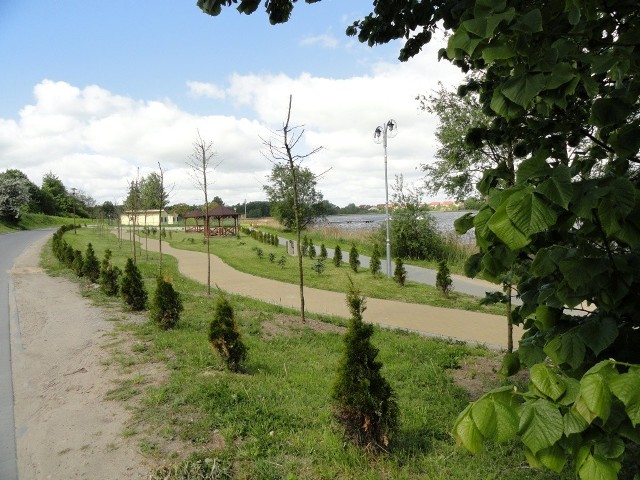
40;227;570;479
0;213;85;233
155;229;503;316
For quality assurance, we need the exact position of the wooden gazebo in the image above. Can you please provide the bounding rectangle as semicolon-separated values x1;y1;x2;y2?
182;206;240;237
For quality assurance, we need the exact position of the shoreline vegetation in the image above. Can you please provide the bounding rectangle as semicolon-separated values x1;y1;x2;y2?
35;225;565;479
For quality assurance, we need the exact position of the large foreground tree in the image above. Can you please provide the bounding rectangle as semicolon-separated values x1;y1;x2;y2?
199;2;640;478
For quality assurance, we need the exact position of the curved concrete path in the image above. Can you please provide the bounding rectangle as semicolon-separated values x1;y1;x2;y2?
142;237;521;349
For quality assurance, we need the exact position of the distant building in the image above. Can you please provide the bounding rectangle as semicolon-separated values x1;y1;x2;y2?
120;209;179;227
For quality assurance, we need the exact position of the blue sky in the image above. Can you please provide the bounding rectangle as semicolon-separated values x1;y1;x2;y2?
1;1;463;207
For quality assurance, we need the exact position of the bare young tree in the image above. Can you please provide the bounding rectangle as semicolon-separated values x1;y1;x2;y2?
262;95;324;322
156;162;174;276
186;130;221;295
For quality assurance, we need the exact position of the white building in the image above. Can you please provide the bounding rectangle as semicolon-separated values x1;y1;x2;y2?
119;209;179;227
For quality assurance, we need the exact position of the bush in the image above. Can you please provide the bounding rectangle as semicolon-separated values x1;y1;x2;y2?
256;247;264;259
82;242;100;283
380;209;447;261
208;294;247;372
72;249;84;277
332;278;398;450
333;245;342;267
268;252;275;263
436;260;453;297
308;238;316;259
312;258;325;275
320;243;328;260
121;258;147;311
277;256;287;269
99;249;121;297
394;258;406;286
349;244;360;273
301;235;309;257
149;276;183;330
369;243;381;276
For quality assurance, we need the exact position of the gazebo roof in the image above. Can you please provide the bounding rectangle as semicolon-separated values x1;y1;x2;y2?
182;206;239;219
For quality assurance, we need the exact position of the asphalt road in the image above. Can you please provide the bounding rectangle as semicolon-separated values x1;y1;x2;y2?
0;228;54;480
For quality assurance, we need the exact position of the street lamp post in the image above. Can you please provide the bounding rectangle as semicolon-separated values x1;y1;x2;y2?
373;119;398;278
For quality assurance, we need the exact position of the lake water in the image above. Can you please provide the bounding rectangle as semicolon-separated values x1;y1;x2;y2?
320;211;475;241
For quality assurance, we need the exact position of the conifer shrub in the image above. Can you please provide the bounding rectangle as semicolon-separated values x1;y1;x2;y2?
72;249;84;277
208;294;247;372
332;278;399;450
82;242;101;283
149;276;183;330
277;256;287;269
268;252;275;263
256;247;264;260
369;243;381;276
99;249;121;297
320;243;328;260
301;235;309;256
308;238;316;259
121;258;148;311
63;242;75;267
349;244;360;273
312;257;325;275
273;234;279;246
394;258;407;286
333;245;342;267
436;260;453;297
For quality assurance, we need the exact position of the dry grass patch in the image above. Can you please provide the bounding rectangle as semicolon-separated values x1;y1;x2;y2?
259;312;346;340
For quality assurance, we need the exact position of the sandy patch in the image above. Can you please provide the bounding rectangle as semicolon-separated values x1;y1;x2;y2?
10;239;151;480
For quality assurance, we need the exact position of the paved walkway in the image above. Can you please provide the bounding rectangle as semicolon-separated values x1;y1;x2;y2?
140;237;520;349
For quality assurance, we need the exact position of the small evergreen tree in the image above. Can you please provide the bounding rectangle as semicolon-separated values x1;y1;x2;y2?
149;276;183;329
349;244;360;273
333;245;342;267
394;257;407;286
301;235;309;256
99;249;121;296
208;294;247;372
320;243;328;260
308;238;316;259
332;278;398;450
312;257;325;275
369;243;381;276
277;256;287;269
82;242;101;283
436;260;453;297
121;258;148;311
72;249;84;277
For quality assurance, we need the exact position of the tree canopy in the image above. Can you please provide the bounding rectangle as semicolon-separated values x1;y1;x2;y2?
198;1;640;477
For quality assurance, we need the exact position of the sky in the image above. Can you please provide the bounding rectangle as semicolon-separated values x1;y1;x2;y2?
0;0;464;208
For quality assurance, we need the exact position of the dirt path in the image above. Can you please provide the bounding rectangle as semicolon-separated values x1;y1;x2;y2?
145;236;522;348
10;237;150;479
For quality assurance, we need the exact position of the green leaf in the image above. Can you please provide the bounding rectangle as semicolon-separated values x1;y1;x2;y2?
470;397;498;438
537;165;572;209
513;8;542;33
579;372;612;423
598;177;636;236
488;202;531;250
530;246;567;277
546;63;576;89
610;371;640;427
490;89;523;119
454;212;475;234
594;436;625;460
516;154;551;184
537;444;567;473
609;121;640;158
578;453;620;480
533;305;561;332
501;73;545;108
500;351;521;377
530;364;566;400
590;98;634;127
544;332;586;370
564;406;589;435
482;43;516;63
576;317;618;356
518;399;564;454
452;404;485;453
447;28;483;58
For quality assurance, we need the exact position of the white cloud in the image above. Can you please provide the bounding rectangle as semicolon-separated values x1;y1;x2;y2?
299;33;339;49
186;81;226;100
0;38;463;208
